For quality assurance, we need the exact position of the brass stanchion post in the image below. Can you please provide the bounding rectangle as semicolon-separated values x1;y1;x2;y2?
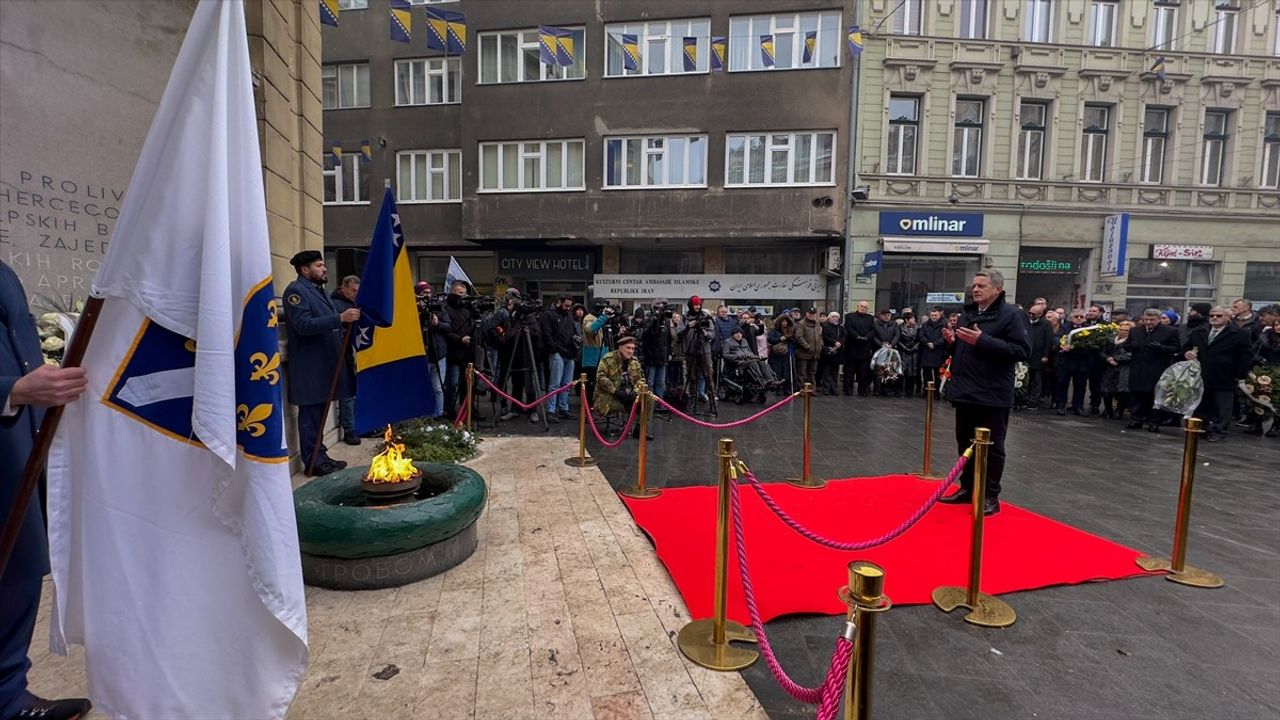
912;381;944;480
931;427;1016;627
620;382;661;499
464;362;475;432
787;383;826;489
839;561;891;720
565;373;597;468
1135;418;1223;588
678;438;758;670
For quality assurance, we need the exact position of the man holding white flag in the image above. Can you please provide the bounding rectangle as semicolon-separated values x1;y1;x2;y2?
45;2;308;718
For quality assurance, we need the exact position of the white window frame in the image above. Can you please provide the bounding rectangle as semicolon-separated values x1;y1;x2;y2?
887;96;919;176
1152;1;1179;50
893;0;923;35
407;0;457;4
1263;112;1280;188
1080;105;1110;183
397;150;462;203
1211;7;1237;54
1200;110;1230;186
604;19;711;77
1275;0;1280;57
724;131;837;187
957;0;988;39
322;63;370;110
1088;1;1118;47
477;27;587;84
603;135;708;189
1141;108;1170;184
323;158;368;205
1025;0;1054;43
727;11;842;72
478;139;586;193
394;57;461;106
1016;102;1048;181
338;0;367;9
952;99;984;179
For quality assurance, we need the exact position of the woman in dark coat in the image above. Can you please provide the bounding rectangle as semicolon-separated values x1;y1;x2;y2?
767;315;795;393
897;313;922;397
1101;321;1133;419
919;307;948;390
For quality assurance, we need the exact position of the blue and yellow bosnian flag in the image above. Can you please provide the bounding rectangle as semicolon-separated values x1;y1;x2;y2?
1150;55;1166;81
847;25;865;57
621;33;640;71
682;36;697;72
760;34;776;68
540;26;574;66
711;35;727;71
360;139;373;164
389;0;411;43
802;30;817;63
320;0;338;27
353;188;436;432
330;144;343;167
425;7;466;54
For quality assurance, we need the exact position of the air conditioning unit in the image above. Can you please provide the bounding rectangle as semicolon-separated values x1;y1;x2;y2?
824;247;842;272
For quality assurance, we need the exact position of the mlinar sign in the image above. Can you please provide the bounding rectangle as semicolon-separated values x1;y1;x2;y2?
879;211;984;237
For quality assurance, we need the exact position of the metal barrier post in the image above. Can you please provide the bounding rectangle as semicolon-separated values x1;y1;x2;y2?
678;438;759;670
788;383;826;489
931;427;1016;627
565;373;597;468
620;382;661;499
912;381;944;480
1135;418;1224;588
840;561;891;720
464;362;475;432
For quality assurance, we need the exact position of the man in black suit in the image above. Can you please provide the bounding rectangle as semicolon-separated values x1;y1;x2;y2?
1;260;93;719
1184;305;1255;442
1125;308;1181;432
842;301;876;396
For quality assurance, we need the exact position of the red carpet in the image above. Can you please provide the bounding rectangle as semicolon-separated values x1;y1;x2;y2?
620;475;1154;624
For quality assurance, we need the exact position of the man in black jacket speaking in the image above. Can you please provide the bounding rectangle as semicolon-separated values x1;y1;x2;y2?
939;269;1032;516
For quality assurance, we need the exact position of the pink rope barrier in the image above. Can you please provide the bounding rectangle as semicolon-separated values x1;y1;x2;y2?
582;386;640;449
729;469;855;709
475;372;578;412
739;448;972;552
652;391;800;430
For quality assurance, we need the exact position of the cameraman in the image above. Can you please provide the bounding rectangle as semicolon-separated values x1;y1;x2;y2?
679;295;716;403
483;289;519;418
438;280;476;417
504;293;546;423
416;281;448;418
641;300;676;402
580;303;610;396
539;294;579;423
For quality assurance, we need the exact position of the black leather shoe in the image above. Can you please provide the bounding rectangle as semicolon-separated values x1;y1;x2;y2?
1147;424;1160;433
546;414;560;424
1125;421;1143;429
334;459;347;470
1204;433;1225;443
1056;408;1067;416
983;498;1001;516
308;460;338;476
939;491;972;505
11;696;92;720
344;435;362;446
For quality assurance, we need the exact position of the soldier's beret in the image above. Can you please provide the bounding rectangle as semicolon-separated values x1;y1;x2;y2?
290;250;323;269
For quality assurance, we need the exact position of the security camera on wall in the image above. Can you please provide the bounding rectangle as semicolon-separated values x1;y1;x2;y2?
850;185;871;202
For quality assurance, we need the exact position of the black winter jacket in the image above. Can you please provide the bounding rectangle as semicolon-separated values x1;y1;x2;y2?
919;319;949;369
843;312;876;361
539;307;579;360
1184;324;1254;391
947;293;1032;408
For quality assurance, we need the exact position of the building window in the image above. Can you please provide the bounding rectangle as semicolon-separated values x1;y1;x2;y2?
479;139;585;192
1141;108;1170;184
1126;259;1217;316
620;248;704;274
1201;110;1230;186
1263;112;1280;188
604;19;711;76
893;0;923;35
397;150;461;203
1152;1;1179;50
1080;105;1109;183
1025;0;1054;42
338;0;367;9
478;28;587;84
726;132;836;187
1243;261;1280;304
605;135;707;188
1089;1;1118;46
1211;4;1237;54
887;96;919;176
728;11;842;71
322;63;370;109
324;158;367;205
1275;0;1280;56
1016;102;1047;180
957;0;988;39
394;58;460;106
952;99;984;178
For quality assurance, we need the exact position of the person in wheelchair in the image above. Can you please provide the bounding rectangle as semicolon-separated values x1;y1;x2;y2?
592;335;653;439
721;327;782;401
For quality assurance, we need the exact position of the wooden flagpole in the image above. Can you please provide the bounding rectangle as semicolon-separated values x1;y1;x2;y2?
307;324;355;475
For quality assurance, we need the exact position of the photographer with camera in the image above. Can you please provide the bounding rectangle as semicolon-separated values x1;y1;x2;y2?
592;335;652;440
679;295;717;407
415;281;449;418
539;295;579;423
640;300;676;403
438;280;477;418
580;304;610;396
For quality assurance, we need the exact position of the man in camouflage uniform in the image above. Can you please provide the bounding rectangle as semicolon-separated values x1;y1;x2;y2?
593;335;649;439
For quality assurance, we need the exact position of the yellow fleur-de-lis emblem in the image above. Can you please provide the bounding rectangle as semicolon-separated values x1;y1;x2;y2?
184;339;197;353
249;351;281;385
267;299;279;328
237;403;274;437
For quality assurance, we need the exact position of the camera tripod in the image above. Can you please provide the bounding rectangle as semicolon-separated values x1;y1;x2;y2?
489;321;548;432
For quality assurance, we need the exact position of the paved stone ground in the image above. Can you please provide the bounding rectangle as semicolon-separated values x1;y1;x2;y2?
488;388;1280;720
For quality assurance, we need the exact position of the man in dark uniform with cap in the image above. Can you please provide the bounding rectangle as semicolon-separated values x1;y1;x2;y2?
1;260;93;720
282;251;359;476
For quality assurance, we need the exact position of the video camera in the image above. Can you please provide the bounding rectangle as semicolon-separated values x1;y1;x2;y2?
687;308;714;330
512;297;544;318
651;300;674;322
416;292;447;315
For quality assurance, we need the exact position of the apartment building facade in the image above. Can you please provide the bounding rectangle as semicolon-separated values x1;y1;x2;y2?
850;0;1280;317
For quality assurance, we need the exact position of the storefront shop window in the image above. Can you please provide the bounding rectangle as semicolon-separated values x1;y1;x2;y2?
1125;259;1216;316
875;256;980;318
724;246;819;274
1016;248;1089;309
1243;261;1280;305
619;248;704;274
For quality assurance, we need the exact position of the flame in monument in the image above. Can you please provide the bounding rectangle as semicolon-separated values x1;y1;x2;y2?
366;425;419;483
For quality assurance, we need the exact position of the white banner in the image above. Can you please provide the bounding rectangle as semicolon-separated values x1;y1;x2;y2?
1152;244;1213;260
881;238;990;254
592;274;826;300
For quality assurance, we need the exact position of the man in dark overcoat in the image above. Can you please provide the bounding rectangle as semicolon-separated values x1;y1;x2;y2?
1125;307;1181;432
282;251;359;475
842;301;876;396
1184;305;1255;442
1;260;92;719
